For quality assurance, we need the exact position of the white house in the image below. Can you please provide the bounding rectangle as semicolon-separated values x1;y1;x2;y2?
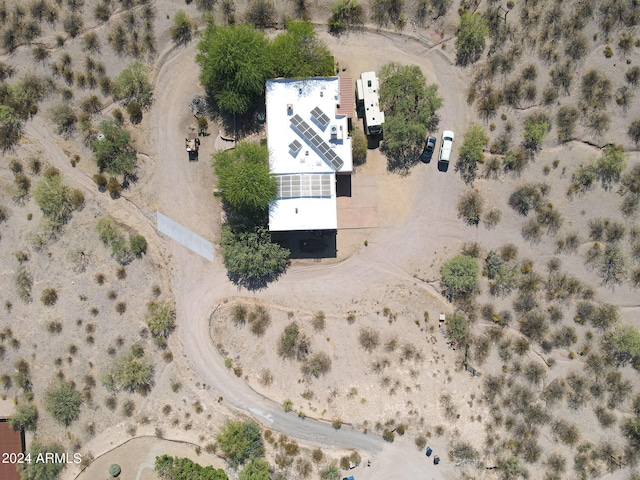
266;77;353;232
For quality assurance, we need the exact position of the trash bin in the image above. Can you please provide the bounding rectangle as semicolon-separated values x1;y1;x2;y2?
426;447;432;457
434;455;440;465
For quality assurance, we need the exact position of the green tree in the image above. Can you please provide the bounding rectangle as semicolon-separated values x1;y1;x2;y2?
171;10;193;46
213;141;277;215
446;314;469;343
594;144;626;191
598;243;627;286
18;442;65;480
379;63;443;170
271;21;334;78
197;25;273;115
456;11;489;65
239;458;271;480
145;301;176;338
216;420;264;468
440;254;479;300
220;225;290;282
605;324;640;364
112;62;153;108
44;381;82;426
155;455;228;480
322;463;341;480
455;123;487;183
91;120;137;175
9;402;38;431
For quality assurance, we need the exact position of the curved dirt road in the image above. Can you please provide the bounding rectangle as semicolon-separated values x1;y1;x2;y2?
143;29;470;479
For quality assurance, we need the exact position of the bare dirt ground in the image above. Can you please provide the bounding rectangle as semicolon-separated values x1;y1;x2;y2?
1;0;639;479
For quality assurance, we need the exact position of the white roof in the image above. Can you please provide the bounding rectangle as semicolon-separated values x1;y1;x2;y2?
266;78;352;231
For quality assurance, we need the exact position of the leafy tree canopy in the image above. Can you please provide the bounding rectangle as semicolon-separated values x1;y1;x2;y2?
456;11;489;65
197;25;273;115
155;455;228;480
440;254;479;299
213;141;277;215
44;381;82;426
0;104;23;151
522;113;551;153
112;62;153;108
239;458;271;480
271;21;334;78
18;442;65;480
216;420;264;468
220;225;289;284
91;120;137;175
446;314;469;343
379;62;443;170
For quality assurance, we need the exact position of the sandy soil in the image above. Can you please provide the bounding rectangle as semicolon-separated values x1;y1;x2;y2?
1;0;639;479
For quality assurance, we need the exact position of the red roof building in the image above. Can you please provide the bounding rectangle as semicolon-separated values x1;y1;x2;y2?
0;419;25;480
337;77;354;118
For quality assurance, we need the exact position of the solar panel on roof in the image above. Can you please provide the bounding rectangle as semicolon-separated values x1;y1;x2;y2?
276;174;332;199
289;140;302;155
311;106;331;129
289;116;345;171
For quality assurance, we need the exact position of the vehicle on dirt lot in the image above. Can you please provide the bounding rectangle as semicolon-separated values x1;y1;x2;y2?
421;135;437;163
439;130;455;163
186;132;200;161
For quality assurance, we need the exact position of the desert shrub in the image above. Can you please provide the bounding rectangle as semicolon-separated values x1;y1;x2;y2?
103;346;154;394
15;267;32;302
63;12;83;37
581;70;612;110
351;127;367;165
9;402;38;431
358;328;380;352
171;10;193;46
312;311;326;331
216;420;263;467
129;235;147;256
456;11;489;65
328;0;364;35
476;86;502;120
301;352;331;378
508;183;546;216
244;0;276;28
370;0;404;28
41;287;58;306
552;420;580;445
519;311;548;343
45;381;82;426
455;123;488;183
556;105;579;142
278;323;310;361
232;304;247;326
457;189;483;226
592;145;626;191
248;305;270;336
18;443;66;480
594;406;616;428
522;112;551;154
50;104;77;137
483;208;502;229
146;301;175;337
565;34;588;60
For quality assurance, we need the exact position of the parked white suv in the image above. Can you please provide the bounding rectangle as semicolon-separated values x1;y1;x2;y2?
439;130;455;163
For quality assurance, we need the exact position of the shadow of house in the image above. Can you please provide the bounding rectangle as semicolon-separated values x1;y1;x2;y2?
272;230;337;259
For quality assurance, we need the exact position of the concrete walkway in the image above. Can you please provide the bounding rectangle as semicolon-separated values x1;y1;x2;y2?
157;212;214;262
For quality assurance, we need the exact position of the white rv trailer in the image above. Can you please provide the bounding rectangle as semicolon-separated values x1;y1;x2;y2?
356;71;385;135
